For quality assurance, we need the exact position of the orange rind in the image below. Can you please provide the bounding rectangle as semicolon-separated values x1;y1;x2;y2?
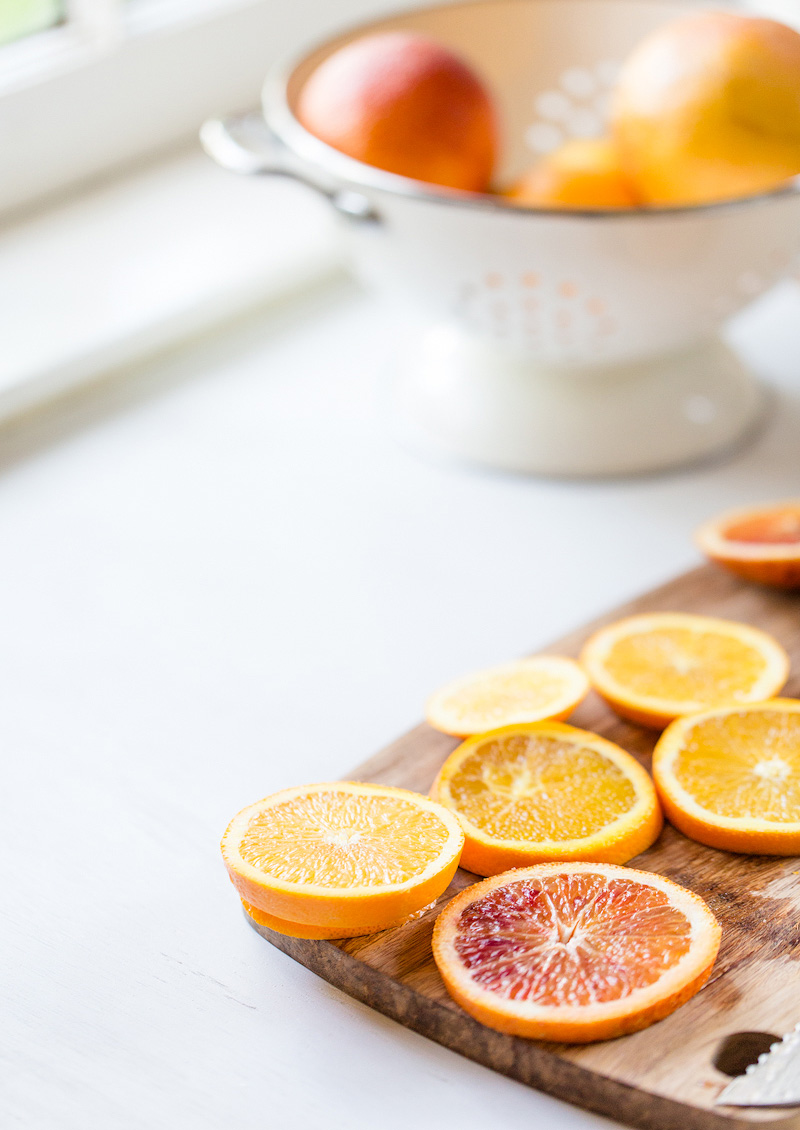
241;897;437;939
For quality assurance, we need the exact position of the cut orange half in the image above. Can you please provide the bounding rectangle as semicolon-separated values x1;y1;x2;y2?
432;862;721;1043
430;721;662;875
696;501;800;589
221;782;464;931
240;898;436;939
653;699;800;854
425;656;589;737
581;612;789;729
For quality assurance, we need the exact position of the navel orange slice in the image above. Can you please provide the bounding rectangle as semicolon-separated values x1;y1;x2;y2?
221;782;464;930
653;699;800;854
696;501;800;589
581;613;789;729
430;722;662;875
240;898;436;939
432;862;720;1043
425;657;589;737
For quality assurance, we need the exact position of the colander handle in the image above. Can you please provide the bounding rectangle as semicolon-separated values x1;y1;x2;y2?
199;113;379;223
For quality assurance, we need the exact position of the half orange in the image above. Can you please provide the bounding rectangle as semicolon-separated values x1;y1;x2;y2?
430;721;662;875
653;699;800;854
433;862;721;1043
581;612;789;728
221;782;464;931
696;501;800;588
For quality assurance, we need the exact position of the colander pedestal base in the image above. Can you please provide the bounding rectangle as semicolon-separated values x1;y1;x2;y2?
393;329;763;476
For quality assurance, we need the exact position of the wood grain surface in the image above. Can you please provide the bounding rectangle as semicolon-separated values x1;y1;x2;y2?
248;565;800;1130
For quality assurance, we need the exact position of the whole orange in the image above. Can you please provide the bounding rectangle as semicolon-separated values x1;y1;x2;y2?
612;12;800;205
505;138;638;209
296;31;498;192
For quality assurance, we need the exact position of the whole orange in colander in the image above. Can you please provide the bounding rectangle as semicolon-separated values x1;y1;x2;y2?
297;31;498;192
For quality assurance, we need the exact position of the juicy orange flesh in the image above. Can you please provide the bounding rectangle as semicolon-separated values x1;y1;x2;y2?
454;873;691;1006
724;509;800;545
445;734;637;841
673;709;800;821
439;670;569;726
603;628;768;704
239;791;450;887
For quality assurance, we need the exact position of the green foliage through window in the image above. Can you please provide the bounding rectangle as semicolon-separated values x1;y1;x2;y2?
0;0;64;47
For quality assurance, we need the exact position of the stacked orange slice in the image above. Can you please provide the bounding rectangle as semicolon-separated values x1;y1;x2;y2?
241;898;438;939
221;782;464;937
430;721;662;875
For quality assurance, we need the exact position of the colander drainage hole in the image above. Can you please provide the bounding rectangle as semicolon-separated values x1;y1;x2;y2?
713;1031;781;1077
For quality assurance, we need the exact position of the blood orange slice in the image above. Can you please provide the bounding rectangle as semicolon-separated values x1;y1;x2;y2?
433;862;720;1043
696;501;800;588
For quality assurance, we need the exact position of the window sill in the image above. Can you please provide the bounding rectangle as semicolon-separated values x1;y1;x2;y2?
0;147;343;424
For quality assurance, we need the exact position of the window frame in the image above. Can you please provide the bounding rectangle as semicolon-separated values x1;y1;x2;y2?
0;0;286;218
0;0;413;221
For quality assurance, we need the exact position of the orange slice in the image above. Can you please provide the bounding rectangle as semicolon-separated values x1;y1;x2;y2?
430;721;662;875
653;699;800;854
581;612;789;729
425;656;589;737
240;898;436;939
696;501;800;589
432;862;720;1043
221;782;464;930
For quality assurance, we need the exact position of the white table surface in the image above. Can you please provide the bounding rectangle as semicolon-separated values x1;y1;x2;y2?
2;269;800;1130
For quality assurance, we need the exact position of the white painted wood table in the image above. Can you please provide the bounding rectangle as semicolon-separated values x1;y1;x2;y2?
2;271;800;1130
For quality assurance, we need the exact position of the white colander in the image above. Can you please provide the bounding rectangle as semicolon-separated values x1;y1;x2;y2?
202;0;800;476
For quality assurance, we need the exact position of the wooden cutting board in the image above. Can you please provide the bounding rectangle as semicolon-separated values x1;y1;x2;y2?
248;565;800;1130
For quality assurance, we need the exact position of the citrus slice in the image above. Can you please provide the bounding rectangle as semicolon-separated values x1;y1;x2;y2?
430;721;662;875
653;699;800;854
221;782;464;930
240;898;436;939
432;862;721;1043
581;612;789;729
425;657;589;737
696;501;800;589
